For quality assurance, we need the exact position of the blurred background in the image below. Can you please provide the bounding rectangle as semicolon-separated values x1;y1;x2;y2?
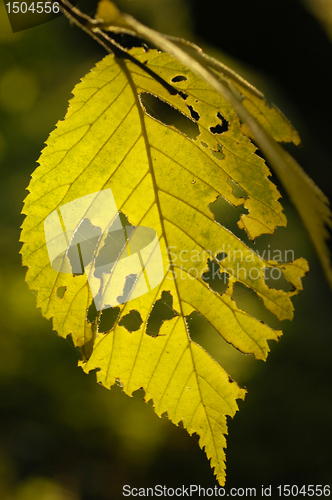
0;0;331;498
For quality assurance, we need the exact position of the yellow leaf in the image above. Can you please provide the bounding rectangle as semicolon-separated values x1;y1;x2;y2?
21;48;308;485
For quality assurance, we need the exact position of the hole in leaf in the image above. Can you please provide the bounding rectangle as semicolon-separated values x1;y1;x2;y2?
87;299;98;323
99;306;120;333
139;92;199;139
216;252;227;262
93;213;134;280
178;91;188;100
209;112;229;134
119;309;143;332
56;286;67;299
118;211;133;227
210;123;227;134
117;274;137;304
187;105;200;121
209;195;249;241
227;179;248;199
233;282;262;312
171;75;187;82
67;218;102;275
146;290;178;337
211;148;225;161
185;311;203;339
202;259;229;295
201;141;208;148
264;267;294;292
232;282;280;328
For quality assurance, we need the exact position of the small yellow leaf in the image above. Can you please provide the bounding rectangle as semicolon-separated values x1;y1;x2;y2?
95;0;130;29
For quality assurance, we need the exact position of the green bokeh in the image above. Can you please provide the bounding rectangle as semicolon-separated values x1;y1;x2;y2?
0;1;331;498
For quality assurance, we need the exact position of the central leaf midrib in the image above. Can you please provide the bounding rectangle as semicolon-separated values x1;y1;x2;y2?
118;57;221;465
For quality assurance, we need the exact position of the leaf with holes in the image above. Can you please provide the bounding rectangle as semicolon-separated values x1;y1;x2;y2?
20;47;308;485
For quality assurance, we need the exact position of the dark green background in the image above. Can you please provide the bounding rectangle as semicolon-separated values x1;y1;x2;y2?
0;0;331;498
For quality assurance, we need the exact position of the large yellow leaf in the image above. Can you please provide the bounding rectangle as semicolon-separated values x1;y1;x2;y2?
20;47;308;485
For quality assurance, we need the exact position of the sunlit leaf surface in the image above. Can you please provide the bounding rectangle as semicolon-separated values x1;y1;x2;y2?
21;48;308;484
